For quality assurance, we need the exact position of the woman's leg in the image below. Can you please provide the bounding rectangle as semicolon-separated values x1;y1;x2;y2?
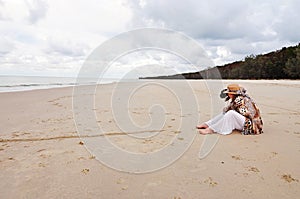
197;113;224;129
196;123;208;129
200;110;245;135
205;113;225;127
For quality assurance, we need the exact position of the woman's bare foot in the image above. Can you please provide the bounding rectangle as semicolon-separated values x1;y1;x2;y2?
198;128;214;135
196;123;209;129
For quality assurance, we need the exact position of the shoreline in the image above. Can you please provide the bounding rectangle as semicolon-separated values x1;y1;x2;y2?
1;79;299;94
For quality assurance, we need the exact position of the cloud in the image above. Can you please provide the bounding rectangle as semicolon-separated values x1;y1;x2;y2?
100;48;205;79
127;0;300;65
0;0;48;24
0;0;133;76
45;36;90;57
0;37;14;56
26;0;48;24
272;0;300;42
128;0;281;41
0;0;299;77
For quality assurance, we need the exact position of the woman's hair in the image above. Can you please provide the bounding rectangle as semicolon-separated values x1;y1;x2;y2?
220;87;247;101
220;89;227;98
220;89;231;101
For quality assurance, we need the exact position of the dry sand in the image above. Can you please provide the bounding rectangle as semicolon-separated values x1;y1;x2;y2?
0;80;299;198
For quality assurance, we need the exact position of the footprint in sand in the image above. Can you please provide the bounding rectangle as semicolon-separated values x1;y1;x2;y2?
269;151;278;159
247;166;260;173
203;177;218;187
281;174;299;183
131;111;140;114
116;177;125;184
38;163;46;167
231;155;242;160
81;168;90;174
39;154;51;158
63;150;74;154
89;155;95;159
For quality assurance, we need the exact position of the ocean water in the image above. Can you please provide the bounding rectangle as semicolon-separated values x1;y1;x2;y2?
0;76;118;93
1;76;298;93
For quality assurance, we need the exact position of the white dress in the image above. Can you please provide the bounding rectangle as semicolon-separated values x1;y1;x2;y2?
205;110;246;135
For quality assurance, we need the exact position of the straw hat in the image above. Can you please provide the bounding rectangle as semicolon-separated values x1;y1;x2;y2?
224;84;242;95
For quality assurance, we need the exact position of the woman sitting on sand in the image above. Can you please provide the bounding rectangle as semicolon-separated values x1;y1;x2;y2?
197;84;263;135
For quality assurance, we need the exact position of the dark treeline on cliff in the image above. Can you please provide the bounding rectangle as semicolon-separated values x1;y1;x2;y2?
141;43;300;79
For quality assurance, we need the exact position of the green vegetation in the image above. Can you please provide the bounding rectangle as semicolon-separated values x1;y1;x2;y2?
218;43;300;79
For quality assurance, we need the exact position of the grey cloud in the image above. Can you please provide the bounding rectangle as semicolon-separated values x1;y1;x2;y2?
128;0;287;41
0;0;7;21
45;37;90;57
127;0;299;65
26;0;48;24
0;37;14;56
273;0;300;43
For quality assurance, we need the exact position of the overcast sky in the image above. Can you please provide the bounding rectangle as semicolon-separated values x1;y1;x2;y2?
0;0;299;77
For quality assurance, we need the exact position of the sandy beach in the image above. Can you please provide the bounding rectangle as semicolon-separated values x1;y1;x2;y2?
0;80;299;198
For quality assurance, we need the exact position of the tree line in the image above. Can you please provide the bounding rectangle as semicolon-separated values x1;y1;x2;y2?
218;43;300;79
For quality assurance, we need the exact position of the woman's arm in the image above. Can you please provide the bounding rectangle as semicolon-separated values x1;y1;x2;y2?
223;102;233;113
237;97;255;118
